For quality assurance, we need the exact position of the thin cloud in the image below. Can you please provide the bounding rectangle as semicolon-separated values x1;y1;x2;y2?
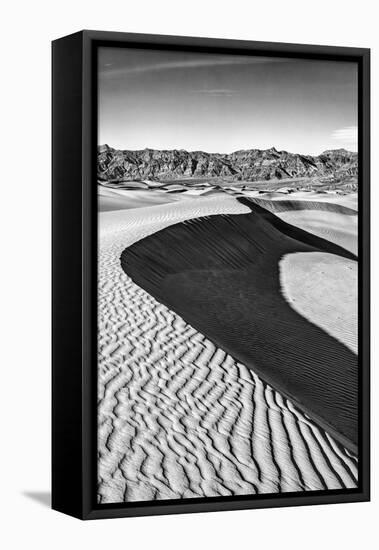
190;88;237;97
331;125;358;148
99;56;292;78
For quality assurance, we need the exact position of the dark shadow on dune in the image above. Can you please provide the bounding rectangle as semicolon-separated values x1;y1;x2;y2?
120;197;358;454
23;491;51;507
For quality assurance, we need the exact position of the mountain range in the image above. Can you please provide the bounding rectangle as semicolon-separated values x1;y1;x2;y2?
98;144;358;184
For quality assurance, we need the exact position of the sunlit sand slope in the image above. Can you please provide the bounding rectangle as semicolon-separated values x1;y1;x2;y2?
280;252;357;354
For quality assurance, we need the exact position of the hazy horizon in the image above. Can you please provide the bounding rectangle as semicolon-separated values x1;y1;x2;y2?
98;48;358;156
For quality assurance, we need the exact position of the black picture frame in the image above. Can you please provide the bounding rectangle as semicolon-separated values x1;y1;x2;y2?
52;30;370;520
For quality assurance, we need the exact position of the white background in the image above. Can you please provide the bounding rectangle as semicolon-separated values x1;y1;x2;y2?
0;1;377;548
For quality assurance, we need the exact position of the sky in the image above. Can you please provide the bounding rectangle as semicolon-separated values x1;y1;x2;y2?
98;47;358;156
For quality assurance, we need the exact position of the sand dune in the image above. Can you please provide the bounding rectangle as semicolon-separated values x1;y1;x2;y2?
98;196;358;503
267;191;358;212
249;197;358;255
249;197;357;215
122;198;357;452
280;252;357;353
99;182;358;213
98;185;181;211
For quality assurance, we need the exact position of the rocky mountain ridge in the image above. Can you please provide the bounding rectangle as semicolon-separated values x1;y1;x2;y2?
98;144;358;183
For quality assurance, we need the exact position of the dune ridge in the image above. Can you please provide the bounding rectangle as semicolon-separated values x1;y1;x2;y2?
248;197;357;216
98;196;358;503
246;197;358;255
121;198;358;452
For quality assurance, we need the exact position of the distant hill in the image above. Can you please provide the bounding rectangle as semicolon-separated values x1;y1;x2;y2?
98;144;358;184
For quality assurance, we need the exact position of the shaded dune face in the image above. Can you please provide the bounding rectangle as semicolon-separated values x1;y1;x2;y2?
121;197;358;454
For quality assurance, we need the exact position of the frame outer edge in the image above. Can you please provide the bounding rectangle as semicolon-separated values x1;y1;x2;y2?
53;30;371;520
52;31;85;519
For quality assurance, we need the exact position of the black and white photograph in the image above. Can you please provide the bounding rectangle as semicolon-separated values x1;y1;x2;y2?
1;0;376;542
97;46;360;504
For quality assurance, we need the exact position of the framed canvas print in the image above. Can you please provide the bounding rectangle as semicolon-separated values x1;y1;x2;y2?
52;30;370;520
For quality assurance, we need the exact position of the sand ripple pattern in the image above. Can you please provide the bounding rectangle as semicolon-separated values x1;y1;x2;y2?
98;197;357;503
